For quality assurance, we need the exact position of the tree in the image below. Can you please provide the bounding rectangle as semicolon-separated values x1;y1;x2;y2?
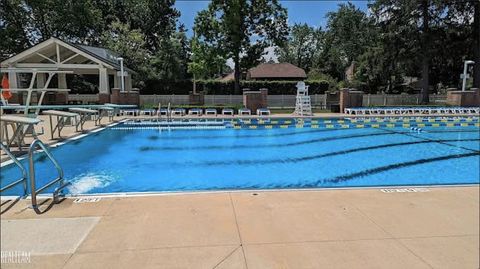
0;0;181;84
430;0;475;89
100;20;149;81
151;25;191;82
0;0;31;59
0;0;102;57
277;23;323;73
472;0;479;88
325;3;373;67
371;0;453;103
93;0;179;51
194;0;288;93
188;37;228;80
310;3;375;82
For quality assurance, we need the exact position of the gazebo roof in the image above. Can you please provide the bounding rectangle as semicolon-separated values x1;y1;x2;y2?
1;37;133;73
66;43;133;72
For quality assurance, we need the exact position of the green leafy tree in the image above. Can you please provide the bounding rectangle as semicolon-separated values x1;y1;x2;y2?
371;0;449;103
194;0;288;93
474;1;480;88
93;0;179;51
188;36;228;80
100;21;149;82
309;3;375;82
429;1;475;89
151;27;191;81
0;0;181;84
324;3;373;68
0;0;31;59
370;0;476;99
277;23;323;73
0;0;102;57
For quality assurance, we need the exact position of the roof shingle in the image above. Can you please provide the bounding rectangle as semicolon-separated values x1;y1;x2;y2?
248;63;306;79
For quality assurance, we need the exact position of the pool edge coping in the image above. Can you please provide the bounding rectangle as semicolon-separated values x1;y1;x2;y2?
1;183;478;201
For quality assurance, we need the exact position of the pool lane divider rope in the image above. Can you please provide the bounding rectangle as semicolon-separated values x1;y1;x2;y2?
378;127;480;153
111;117;479;130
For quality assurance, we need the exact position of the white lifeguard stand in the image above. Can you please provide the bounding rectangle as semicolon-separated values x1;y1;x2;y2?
294;81;312;116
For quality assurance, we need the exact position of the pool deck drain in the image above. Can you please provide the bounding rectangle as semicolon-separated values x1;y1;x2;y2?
1;186;478;269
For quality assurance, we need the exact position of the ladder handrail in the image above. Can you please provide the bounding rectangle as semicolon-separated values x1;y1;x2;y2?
0;143;28;197
158;102;162;120
28;139;69;212
167;102;172;122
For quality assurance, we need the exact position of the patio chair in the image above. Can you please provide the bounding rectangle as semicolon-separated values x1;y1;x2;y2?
205;108;217;116
171;108;186;116
158;108;169;116
120;109;139;117
140;109;156;116
239;108;251;116
188;108;203;116
256;108;271;116
222;108;234;116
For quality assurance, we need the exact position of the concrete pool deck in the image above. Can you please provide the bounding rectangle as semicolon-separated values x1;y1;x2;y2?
1;186;479;269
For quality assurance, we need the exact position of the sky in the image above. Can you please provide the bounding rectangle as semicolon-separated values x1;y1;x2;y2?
175;0;370;36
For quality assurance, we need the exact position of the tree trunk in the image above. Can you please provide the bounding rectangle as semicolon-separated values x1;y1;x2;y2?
234;55;241;94
473;0;480;88
420;0;430;104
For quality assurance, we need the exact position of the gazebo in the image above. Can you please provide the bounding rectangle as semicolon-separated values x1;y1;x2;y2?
0;37;134;103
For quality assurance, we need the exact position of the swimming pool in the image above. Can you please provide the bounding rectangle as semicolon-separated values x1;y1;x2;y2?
1;117;479;196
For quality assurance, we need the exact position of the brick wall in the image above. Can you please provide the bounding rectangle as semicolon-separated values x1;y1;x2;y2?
446;88;480;107
243;88;268;114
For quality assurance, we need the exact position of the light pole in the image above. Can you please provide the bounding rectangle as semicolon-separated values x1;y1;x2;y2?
115;57;125;92
192;30;197;95
119;57;125;92
462;60;475;91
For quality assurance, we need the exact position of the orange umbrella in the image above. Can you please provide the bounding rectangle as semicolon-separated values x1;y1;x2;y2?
1;73;12;100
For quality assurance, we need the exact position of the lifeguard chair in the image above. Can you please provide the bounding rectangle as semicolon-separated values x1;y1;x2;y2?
294;81;312;116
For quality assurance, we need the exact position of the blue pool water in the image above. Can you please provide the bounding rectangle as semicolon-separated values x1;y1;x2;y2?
1;118;479;195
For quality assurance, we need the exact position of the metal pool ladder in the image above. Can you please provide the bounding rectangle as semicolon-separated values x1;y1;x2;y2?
28;139;70;213
0;143;28;197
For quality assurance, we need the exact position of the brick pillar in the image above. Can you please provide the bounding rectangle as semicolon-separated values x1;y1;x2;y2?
260;88;268;108
55;92;68;104
189;92;204;105
124;90;139;105
339;88;350;113
446;88;480;106
99;93;111;104
472;88;480;106
340;88;363;113
243;88;266;114
110;88;120;104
